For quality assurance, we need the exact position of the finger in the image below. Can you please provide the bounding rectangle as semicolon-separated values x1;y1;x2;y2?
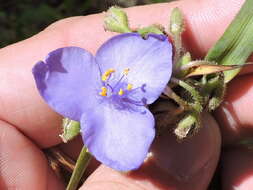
221;147;253;190
214;74;253;145
0;120;64;189
81;112;221;190
0;0;243;147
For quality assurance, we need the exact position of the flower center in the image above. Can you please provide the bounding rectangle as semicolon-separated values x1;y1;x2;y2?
99;68;133;97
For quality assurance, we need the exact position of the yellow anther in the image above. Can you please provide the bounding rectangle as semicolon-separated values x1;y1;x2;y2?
123;68;130;75
127;83;133;90
101;69;115;81
99;86;107;96
118;88;124;96
105;69;115;76
101;75;108;81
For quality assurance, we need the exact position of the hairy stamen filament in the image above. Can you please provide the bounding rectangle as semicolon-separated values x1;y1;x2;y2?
112;68;130;91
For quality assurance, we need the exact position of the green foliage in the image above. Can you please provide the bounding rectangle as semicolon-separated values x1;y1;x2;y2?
205;0;253;82
0;0;95;48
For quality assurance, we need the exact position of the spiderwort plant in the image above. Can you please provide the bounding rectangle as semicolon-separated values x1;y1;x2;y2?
32;33;173;171
31;2;253;189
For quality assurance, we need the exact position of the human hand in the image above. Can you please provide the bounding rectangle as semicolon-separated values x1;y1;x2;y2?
0;0;252;189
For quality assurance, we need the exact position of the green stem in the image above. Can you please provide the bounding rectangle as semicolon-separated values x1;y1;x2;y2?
66;147;92;190
205;0;253;82
173;35;183;67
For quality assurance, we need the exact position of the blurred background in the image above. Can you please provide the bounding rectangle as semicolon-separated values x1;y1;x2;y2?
0;0;171;48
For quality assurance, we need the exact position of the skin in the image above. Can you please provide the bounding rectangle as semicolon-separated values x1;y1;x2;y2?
0;0;253;189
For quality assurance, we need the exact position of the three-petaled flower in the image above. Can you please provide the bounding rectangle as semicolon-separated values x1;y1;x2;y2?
32;33;172;171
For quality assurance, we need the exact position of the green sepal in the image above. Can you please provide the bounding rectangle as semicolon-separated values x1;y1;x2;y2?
181;52;191;66
205;0;253;82
174;111;200;139
176;52;192;77
178;80;203;113
104;6;131;33
59;118;80;143
137;24;164;37
207;74;226;111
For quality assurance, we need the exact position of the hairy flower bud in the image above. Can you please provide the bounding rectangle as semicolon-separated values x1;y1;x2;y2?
170;7;184;35
104;6;131;33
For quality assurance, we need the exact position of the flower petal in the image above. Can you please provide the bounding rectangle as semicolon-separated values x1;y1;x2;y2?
95;33;173;104
81;105;155;171
32;47;101;121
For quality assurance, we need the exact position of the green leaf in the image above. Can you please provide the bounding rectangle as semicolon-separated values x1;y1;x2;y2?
205;0;253;82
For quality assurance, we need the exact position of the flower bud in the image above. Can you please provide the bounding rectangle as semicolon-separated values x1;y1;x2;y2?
170;7;184;35
104;6;131;33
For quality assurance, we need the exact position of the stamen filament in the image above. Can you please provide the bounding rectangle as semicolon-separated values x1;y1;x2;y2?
113;68;130;91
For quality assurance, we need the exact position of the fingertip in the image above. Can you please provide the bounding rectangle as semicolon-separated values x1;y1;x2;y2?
215;74;253;145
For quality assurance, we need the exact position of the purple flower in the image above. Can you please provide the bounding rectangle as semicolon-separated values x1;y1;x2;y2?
32;33;172;171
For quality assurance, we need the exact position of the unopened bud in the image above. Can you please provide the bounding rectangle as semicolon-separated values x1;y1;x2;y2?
104;6;131;33
170;7;184;35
